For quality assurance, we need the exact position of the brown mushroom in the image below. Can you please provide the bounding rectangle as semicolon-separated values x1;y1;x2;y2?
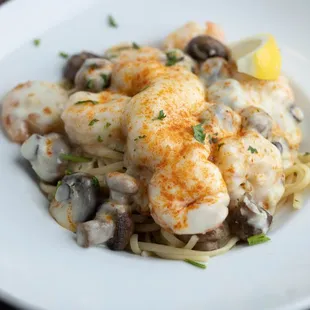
76;202;134;250
227;193;272;240
289;104;304;123
178;222;230;251
63;51;101;82
240;106;273;139
185;35;230;62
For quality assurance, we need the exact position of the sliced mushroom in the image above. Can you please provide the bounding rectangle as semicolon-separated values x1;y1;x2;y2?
76;172;138;249
63;51;101;83
199;57;231;87
106;172;139;204
21;133;70;182
178;222;230;251
272;141;283;154
49;172;99;232
75;58;113;92
240;106;273;139
289;104;304;123
227;193;272;240
76;201;134;250
185;35;230;62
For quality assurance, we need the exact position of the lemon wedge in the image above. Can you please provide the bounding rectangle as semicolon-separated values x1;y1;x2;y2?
229;34;281;80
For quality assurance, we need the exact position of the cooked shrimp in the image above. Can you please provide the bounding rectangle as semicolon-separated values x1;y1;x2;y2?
1;81;68;143
207;75;302;150
111;60;230;234
163;21;225;51
61;91;130;158
215;132;285;215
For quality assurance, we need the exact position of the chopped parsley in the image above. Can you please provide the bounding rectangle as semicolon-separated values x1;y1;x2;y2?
89;119;99;126
97;135;103;142
59;153;92;163
92;176;100;188
192;124;205;144
108;15;118;28
152;110;166;121
134;135;146;141
56;180;62;190
132;42;140;49
86;79;94;90
247;234;270;246
101;74;110;88
65;169;72;175
33;39;41;46
59;51;69;59
248;146;258;154
166;51;183;66
184;259;207;269
104;122;111;128
218;143;225;151
75;100;99;105
304;152;310;156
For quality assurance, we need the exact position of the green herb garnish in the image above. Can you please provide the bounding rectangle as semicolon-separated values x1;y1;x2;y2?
166;51;183;66
304;152;310;156
134;135;146;141
56;180;62;190
59;52;69;59
153;110;166;121
86;79;94;89
184;259;207;269
104;122;111;128
97;135;103;142
247;234;270;246
132;42;140;49
108;15;118;28
101;74;109;88
89;119;99;126
75;100;99;105
218;143;225;151
60;153;92;163
65;169;72;175
192;124;205;144
33;39;41;46
248;146;258;154
92;176;100;188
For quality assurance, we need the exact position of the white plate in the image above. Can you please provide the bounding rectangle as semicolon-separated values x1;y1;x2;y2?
1;0;310;309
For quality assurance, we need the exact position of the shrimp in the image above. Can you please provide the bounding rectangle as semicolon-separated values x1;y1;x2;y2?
61;91;130;158
111;60;230;234
1;81;68;143
215;132;285;215
163;21;225;51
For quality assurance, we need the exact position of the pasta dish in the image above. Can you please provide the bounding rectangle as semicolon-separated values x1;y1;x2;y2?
1;20;308;268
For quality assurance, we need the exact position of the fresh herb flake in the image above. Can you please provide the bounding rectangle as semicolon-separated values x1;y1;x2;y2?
89;119;99;126
132;42;140;49
304;152;310;156
166;51;183;66
192;124;206;144
92;176;100;188
134;135;146;141
247;234;270;246
105;122;111;128
101;74;109;88
248;146;258;154
184;259;207;269
60;153;92;163
33;39;41;46
218;143;225;151
56;181;62;190
65;169;72;175
153;110;166;121
108;15;118;28
59;51;69;59
97;135;103;142
75;100;99;105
